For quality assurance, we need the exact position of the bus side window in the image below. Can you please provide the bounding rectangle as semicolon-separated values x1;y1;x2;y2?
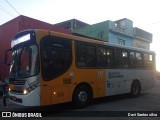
115;49;129;68
135;52;143;68
144;54;153;69
97;47;113;68
76;43;96;68
76;44;86;67
129;51;136;68
122;51;128;68
106;49;114;68
85;45;96;67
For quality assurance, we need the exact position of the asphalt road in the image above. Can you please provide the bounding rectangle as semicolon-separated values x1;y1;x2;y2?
1;86;160;120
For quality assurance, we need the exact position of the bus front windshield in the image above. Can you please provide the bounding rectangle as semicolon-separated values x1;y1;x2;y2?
10;44;39;78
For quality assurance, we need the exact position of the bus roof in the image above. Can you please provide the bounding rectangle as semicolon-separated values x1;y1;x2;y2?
16;29;155;54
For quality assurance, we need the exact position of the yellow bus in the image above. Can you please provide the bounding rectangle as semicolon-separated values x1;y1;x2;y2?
7;29;156;108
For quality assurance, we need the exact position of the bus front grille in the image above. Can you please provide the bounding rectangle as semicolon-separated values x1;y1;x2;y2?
13;80;26;85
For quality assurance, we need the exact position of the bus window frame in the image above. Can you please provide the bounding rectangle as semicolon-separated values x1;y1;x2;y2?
75;41;97;68
143;53;155;69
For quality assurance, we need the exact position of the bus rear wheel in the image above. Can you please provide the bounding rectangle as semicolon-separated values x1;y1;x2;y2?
72;85;92;108
130;80;141;97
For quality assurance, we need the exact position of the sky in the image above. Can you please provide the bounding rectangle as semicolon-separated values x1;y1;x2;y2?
0;0;160;71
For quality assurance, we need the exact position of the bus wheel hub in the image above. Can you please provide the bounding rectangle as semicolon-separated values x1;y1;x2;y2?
78;91;87;102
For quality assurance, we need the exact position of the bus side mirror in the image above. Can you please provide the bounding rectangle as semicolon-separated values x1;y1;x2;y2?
5;49;12;66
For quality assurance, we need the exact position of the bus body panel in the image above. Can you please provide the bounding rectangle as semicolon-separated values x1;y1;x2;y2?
105;69;155;96
8;29;156;106
9;86;40;106
40;68;106;105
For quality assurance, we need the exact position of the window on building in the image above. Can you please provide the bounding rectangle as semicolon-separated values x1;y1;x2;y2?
98;31;104;39
118;39;125;45
136;43;139;47
115;23;118;27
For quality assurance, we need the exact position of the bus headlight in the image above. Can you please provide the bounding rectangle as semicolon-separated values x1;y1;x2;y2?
23;83;39;95
23;89;28;95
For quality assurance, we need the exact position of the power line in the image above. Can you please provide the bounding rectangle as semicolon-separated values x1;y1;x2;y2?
144;22;160;26
5;0;20;16
138;22;160;28
0;5;15;17
0;11;11;21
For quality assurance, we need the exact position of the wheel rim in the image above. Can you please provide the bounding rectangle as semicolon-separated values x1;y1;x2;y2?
133;85;139;95
78;91;88;103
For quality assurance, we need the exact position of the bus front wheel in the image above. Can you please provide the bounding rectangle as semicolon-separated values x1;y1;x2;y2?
130;80;141;97
72;84;92;108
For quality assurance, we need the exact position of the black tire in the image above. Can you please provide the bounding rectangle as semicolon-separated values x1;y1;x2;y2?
130;81;141;97
72;85;92;108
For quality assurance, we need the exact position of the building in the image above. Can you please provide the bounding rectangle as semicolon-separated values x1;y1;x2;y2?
55;19;89;31
0;15;71;78
108;18;134;46
72;18;152;49
133;27;152;49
